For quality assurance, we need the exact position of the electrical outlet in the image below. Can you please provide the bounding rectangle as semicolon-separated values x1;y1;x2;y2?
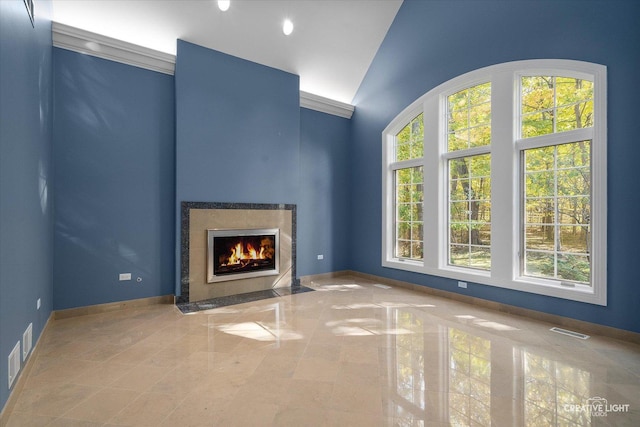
119;273;132;281
36;298;41;310
317;254;324;260
458;281;467;289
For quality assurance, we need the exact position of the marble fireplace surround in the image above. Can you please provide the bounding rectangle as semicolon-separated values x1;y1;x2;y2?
178;202;297;304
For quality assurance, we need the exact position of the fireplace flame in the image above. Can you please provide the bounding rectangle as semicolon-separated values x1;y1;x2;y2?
224;242;269;267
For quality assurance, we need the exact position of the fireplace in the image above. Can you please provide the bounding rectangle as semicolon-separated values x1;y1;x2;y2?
207;228;280;282
179;202;296;303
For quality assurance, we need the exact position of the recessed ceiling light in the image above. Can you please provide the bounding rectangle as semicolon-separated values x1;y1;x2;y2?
218;0;230;12
283;18;294;36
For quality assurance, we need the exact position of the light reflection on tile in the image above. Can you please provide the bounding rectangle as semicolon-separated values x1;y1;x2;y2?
4;275;640;426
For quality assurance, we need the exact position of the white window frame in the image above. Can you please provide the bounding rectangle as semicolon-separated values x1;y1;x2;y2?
382;60;606;305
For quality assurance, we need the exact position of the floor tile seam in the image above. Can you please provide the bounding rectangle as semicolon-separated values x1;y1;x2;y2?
109;390;179;426
46;383;106;421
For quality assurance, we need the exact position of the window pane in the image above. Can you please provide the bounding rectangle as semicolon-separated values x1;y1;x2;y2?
521;76;593;138
522;112;553;138
521;76;554;114
559;225;589;253
450;245;470;266
523;141;591;284
524;251;555;278
525;225;555;251
525;170;554;197
469;125;491;148
395;114;424;161
557;254;590;283
395;166;423;260
469;246;491;270
448;154;491;270
447;83;491;151
525;198;554;224
450;201;470;222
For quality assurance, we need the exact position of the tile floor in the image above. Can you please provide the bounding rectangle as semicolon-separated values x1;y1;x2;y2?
3;275;640;426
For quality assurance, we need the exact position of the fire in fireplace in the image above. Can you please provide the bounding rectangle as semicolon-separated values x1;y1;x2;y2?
207;228;280;283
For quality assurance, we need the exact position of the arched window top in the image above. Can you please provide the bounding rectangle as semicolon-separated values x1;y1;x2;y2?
382;59;606;305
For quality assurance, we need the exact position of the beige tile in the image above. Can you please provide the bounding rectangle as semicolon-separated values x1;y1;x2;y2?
216;401;279;427
47;418;104;427
62;387;139;423
68;361;133;387
251;353;299;380
340;343;380;364
302;343;342;361
292;358;340;382
336;361;380;386
12;383;98;417
329;381;383;415
109;392;179;426
272;406;330;426
4;411;56;427
158;389;230;427
109;364;170;392
284;379;334;409
4;275;640;427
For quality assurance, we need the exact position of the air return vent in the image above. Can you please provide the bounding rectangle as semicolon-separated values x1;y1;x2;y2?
8;341;21;388
23;323;33;361
550;327;590;340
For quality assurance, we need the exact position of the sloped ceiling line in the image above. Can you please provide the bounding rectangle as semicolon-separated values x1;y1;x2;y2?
52;22;354;119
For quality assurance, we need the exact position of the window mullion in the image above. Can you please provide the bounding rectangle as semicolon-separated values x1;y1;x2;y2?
423;96;440;270
489;71;515;281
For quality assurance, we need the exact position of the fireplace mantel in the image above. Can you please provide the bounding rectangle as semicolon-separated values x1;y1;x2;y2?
178;202;297;304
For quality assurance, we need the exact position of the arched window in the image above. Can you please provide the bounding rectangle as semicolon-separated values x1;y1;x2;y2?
382;60;606;305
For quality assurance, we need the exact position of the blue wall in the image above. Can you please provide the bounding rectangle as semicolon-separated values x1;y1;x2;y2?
175;40;300;292
52;49;175;310
175;40;300;204
0;0;53;410
298;108;351;275
4;3;639;415
351;0;640;333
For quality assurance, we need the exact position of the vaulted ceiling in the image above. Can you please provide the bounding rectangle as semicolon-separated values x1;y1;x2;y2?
51;0;403;104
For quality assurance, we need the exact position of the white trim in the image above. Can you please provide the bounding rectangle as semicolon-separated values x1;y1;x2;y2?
51;23;356;119
300;91;355;119
382;59;607;306
52;22;176;75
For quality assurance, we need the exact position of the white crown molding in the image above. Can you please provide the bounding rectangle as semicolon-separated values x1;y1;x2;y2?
300;91;354;119
51;23;355;118
52;22;176;75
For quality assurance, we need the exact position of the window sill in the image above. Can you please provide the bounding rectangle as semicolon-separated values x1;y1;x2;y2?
381;262;605;306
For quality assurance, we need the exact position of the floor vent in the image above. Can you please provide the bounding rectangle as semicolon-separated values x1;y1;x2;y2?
550;327;590;340
8;341;21;388
373;284;392;289
23;323;33;361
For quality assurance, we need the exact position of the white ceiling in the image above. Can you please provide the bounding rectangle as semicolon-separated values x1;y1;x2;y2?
51;0;403;104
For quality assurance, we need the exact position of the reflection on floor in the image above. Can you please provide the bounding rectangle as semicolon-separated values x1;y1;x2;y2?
4;276;639;426
176;286;314;314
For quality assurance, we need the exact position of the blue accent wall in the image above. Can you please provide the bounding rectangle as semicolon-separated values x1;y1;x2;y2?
298;108;351;276
350;0;640;333
0;0;53;410
52;49;175;310
175;40;300;293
